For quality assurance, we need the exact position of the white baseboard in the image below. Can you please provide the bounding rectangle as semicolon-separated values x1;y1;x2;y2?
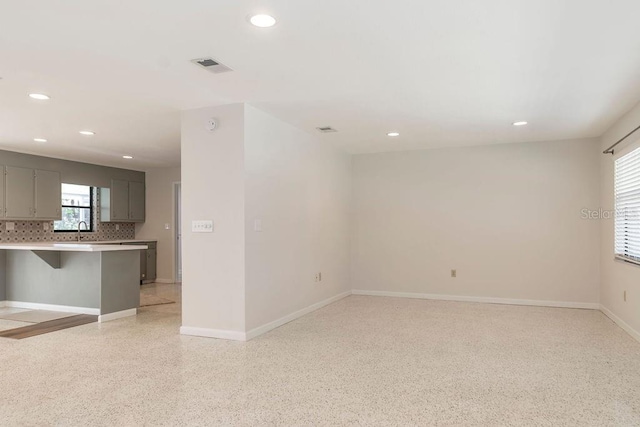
5;301;100;315
246;291;352;340
180;291;352;342
180;326;247;341
351;290;600;310
98;308;137;323
600;305;640;343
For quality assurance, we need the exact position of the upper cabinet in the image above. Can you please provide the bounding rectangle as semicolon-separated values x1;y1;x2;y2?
3;167;61;220
111;179;130;221
5;166;35;218
129;181;145;222
100;180;145;223
34;170;62;219
0;165;4;219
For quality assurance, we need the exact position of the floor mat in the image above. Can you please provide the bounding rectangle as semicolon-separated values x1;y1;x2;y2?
0;315;98;339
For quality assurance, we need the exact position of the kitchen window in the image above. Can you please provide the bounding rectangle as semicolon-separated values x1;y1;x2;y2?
53;183;94;232
614;147;640;263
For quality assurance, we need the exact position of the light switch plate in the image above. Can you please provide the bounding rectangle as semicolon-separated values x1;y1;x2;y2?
192;220;213;233
5;222;14;231
254;219;262;232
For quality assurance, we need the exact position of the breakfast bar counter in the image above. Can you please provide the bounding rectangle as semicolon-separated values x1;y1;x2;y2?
0;242;148;322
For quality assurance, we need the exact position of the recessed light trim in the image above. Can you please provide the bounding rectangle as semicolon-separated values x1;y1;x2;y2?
249;14;277;28
512;121;528;126
79;130;95;136
33;138;47;143
29;93;50;100
122;155;133;159
387;132;400;137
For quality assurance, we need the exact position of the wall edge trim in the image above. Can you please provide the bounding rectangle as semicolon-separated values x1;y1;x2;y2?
5;301;100;315
245;291;352;341
180;326;247;341
600;304;640;343
351;290;600;310
98;308;137;323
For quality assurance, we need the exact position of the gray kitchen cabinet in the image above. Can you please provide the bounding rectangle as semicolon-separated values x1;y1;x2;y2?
145;241;157;282
122;240;156;283
5;166;35;219
111;179;129;221
100;179;145;222
0;165;4;218
128;181;145;222
34;169;61;219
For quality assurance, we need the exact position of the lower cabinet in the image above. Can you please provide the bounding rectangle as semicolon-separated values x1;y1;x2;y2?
122;241;157;284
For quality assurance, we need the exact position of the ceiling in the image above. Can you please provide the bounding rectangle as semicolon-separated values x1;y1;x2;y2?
2;0;640;170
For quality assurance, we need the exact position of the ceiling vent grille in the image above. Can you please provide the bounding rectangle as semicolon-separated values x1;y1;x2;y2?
316;126;338;133
191;57;233;74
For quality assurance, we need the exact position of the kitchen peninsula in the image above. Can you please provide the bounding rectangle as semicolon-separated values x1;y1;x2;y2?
0;242;147;322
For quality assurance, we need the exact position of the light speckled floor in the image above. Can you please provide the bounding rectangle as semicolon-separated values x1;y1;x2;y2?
0;308;32;331
1;286;639;426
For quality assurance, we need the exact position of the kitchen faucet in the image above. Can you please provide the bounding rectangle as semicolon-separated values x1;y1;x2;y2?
77;221;89;242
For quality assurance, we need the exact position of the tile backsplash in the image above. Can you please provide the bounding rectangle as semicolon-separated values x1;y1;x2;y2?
0;220;135;243
0;189;135;243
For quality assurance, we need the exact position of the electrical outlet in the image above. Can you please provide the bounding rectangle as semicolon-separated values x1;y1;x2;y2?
451;269;457;278
624;290;627;302
43;222;50;231
116;224;120;231
314;273;320;282
5;222;14;231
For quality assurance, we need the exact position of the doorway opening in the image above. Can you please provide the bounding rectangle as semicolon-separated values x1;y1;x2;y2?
174;182;182;283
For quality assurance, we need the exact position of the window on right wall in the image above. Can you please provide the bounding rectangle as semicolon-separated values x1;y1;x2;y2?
614;147;640;263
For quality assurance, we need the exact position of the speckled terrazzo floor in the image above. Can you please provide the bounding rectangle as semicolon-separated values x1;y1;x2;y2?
1;286;639;426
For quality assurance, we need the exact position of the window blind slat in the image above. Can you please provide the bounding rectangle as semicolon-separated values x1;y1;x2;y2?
614;147;640;261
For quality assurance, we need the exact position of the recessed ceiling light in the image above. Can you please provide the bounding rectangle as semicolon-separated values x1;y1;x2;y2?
33;138;47;143
512;121;528;126
29;93;50;100
249;14;276;28
79;130;95;136
387;132;400;137
122;155;133;159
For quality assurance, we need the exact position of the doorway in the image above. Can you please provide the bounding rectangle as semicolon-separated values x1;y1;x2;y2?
174;182;182;283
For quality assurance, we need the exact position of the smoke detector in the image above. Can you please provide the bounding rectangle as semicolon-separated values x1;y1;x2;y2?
191;57;233;74
316;126;338;133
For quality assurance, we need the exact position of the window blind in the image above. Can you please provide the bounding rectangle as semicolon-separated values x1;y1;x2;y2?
615;147;640;263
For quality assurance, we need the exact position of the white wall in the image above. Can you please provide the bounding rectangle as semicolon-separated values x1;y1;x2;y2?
180;103;351;338
600;101;640;338
135;166;181;282
244;105;352;331
181;104;246;335
351;138;601;305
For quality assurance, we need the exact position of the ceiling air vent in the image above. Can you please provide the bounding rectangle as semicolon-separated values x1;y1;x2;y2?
316;126;338;133
191;57;233;74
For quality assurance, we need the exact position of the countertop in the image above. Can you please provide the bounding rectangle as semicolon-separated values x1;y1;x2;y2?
0;242;148;252
76;239;158;244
